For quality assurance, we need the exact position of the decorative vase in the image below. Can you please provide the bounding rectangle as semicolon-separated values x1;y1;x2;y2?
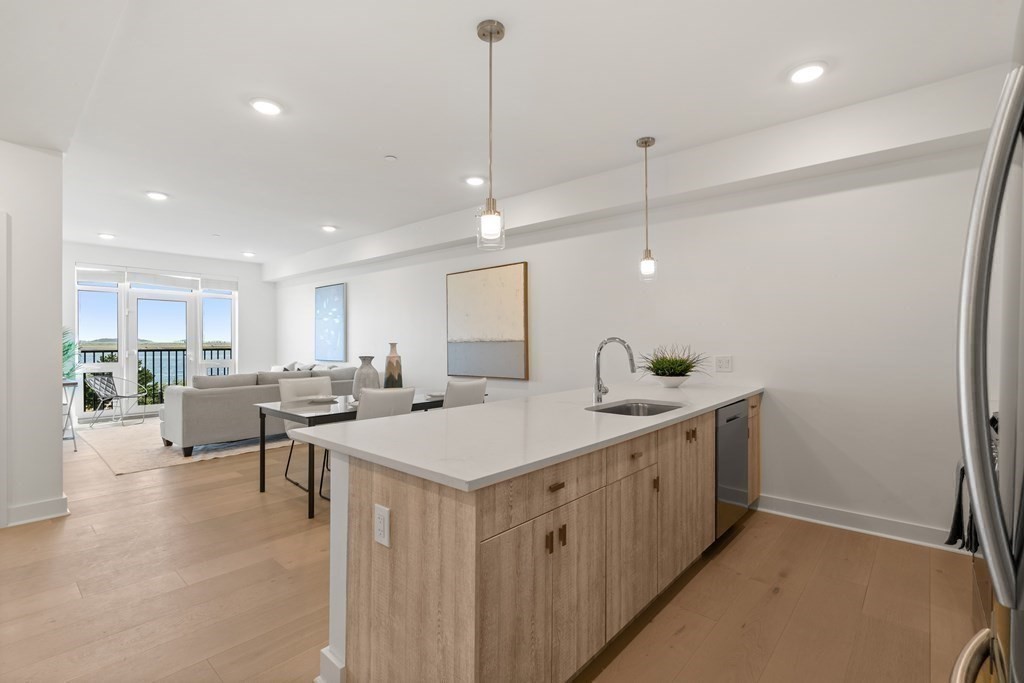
384;342;403;388
653;375;689;389
352;356;381;399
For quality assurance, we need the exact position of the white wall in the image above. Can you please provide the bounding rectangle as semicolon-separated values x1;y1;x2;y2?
279;145;983;545
0;139;65;527
62;243;278;375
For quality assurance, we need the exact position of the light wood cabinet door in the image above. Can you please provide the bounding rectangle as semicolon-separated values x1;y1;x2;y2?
658;420;692;590
551;490;606;682
479;513;553;683
606;464;660;639
693;412;716;552
658;415;715;590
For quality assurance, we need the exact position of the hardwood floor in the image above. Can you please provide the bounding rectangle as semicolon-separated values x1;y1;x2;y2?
0;436;329;682
0;439;972;682
578;512;975;683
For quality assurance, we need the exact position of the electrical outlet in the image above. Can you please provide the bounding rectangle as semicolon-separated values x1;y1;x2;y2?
373;504;390;547
715;355;733;373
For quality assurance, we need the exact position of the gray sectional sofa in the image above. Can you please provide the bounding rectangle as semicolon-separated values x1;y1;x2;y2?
160;367;357;456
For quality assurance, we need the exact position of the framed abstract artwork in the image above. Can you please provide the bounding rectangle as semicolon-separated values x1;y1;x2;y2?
446;262;529;380
314;283;346;362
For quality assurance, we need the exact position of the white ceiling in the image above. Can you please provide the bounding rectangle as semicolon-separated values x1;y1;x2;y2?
2;0;1020;263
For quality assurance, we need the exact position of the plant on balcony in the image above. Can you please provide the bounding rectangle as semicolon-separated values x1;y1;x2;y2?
639;345;707;388
62;327;80;379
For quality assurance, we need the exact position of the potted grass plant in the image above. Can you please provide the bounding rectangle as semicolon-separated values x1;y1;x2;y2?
639;345;707;388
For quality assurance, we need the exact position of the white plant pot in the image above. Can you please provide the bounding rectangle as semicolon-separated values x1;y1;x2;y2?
653;375;689;389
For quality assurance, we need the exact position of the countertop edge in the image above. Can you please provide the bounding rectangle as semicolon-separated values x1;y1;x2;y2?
297;385;764;492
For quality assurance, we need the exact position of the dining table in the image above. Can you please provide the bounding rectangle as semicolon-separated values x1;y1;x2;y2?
254;393;444;518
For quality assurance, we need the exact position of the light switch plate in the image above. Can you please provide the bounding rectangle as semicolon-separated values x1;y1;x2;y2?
373;504;390;547
715;355;733;373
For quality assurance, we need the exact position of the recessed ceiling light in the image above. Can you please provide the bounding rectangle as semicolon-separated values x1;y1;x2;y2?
321;225;337;233
465;177;485;186
98;233;115;240
384;155;398;162
789;62;826;84
145;191;169;201
242;251;256;258
249;98;282;116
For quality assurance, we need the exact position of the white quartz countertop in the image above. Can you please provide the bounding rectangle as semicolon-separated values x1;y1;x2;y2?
294;382;763;492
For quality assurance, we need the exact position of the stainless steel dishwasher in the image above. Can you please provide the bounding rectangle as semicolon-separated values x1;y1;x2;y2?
716;399;749;538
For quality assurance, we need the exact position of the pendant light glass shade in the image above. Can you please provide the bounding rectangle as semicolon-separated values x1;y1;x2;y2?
640;248;657;281
476;20;506;251
637;136;657;281
477;198;505;250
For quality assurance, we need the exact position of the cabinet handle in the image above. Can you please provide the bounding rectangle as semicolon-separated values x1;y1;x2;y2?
630;451;643;460
559;523;567;546
548;481;566;493
546;530;554;554
653;476;660;492
692;429;698;442
685;429;691;443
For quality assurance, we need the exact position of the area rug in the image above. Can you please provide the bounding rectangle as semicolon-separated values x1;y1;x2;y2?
78;419;290;475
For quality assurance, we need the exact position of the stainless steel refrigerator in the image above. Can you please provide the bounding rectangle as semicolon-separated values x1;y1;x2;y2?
954;59;1024;682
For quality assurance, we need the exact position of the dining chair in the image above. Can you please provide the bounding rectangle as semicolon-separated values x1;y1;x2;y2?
357;388;415;420
442;378;487;409
279;376;333;500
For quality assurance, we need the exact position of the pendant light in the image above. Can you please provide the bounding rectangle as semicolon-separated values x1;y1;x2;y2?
637;136;657;281
476;20;506;250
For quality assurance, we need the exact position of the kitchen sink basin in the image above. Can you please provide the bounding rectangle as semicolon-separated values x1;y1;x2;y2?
585;400;684;416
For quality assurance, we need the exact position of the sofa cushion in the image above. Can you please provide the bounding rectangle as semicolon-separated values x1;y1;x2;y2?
257;370;311;385
294;362;316;371
311;364;337;371
312;366;357;381
193;373;258;389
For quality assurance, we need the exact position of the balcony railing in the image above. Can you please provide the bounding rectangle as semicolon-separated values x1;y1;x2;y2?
80;346;232;411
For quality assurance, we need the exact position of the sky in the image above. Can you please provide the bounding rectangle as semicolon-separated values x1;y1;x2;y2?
78;290;232;344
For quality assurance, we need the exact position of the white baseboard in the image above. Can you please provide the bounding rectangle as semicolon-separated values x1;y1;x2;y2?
755;493;961;552
317;646;345;683
6;495;69;527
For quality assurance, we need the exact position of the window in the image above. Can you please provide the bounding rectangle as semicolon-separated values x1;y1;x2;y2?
77;289;119;363
202;296;233;376
74;264;238;411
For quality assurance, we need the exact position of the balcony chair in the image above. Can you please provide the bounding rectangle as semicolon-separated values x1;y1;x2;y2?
279;376;333;501
442;378;487;409
356;388;415;420
84;374;150;428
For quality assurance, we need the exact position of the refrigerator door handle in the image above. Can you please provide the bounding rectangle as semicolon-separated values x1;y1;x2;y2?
949;628;995;683
958;64;1024;610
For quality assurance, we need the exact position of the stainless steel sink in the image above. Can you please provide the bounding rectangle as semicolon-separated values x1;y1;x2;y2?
585;399;684;416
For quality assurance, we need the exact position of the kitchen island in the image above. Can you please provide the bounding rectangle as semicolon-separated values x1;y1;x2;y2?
296;382;763;683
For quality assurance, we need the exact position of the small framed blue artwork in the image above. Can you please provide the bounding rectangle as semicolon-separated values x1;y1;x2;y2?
314;283;346;362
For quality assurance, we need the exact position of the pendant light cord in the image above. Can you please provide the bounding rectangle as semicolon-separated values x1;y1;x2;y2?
488;33;494;203
643;145;649;251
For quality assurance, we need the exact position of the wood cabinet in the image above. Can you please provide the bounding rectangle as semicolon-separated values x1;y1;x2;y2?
479;490;606;683
748;395;761;504
657;413;716;591
551;490;606;681
477;449;605;540
480;514;553;683
346;393;762;683
605;464;660;638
